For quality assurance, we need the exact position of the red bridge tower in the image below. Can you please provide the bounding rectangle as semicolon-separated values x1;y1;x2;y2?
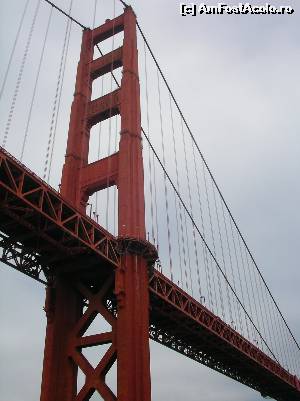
40;7;153;401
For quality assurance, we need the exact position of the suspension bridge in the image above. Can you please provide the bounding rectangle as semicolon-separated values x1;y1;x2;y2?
0;0;299;400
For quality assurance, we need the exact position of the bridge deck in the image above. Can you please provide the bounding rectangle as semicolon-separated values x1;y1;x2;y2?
1;147;299;401
149;271;300;401
0;147;119;283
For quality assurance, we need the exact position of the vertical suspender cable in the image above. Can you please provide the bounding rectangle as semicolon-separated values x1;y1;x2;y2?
143;48;159;247
157;70;173;279
192;140;213;309
212;181;231;322
229;217;250;338
169;94;189;291
143;42;156;245
243;247;262;348
44;0;73;182
92;0;98;29
2;0;41;149
202;161;221;317
183;197;194;295
237;233;256;342
0;0;30;101
229;218;245;337
252;257;272;353
143;43;160;247
221;201;240;329
46;19;72;182
180;118;197;297
174;195;184;286
21;7;53;161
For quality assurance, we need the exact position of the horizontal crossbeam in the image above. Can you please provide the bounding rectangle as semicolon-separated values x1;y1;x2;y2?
81;152;119;195
87;89;120;126
91;47;123;80
92;14;124;45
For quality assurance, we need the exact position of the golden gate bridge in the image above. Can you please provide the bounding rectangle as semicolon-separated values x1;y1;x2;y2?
0;0;299;400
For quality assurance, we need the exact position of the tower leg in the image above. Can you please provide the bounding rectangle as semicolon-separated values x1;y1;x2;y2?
40;278;81;401
116;254;151;401
41;274;118;401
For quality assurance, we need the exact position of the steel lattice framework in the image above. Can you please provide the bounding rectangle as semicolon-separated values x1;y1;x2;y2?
0;6;300;401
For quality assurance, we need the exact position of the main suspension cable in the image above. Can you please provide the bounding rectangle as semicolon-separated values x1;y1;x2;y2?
43;0;86;29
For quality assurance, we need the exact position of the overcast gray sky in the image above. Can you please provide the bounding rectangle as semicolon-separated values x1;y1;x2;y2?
0;0;300;400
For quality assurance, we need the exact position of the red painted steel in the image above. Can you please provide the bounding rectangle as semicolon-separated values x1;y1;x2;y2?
0;146;119;268
41;6;151;401
149;270;300;400
1;147;300;400
64;277;117;400
0;6;300;401
115;9;151;401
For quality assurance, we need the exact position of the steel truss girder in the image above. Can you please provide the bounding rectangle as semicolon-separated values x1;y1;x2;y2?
149;270;300;401
149;324;261;393
0;230;49;284
0;146;119;270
